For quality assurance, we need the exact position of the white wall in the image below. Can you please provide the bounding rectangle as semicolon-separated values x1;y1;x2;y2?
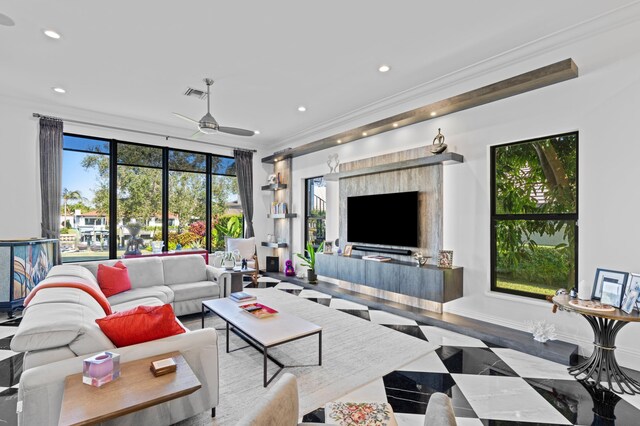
273;20;640;366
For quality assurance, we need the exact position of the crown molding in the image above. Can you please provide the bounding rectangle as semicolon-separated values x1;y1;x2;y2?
269;0;640;153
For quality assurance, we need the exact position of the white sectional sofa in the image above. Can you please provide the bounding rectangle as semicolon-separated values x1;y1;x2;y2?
10;254;227;426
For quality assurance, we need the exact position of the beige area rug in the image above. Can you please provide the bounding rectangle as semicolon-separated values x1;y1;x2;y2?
178;288;438;425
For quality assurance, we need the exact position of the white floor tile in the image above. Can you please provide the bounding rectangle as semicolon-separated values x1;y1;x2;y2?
298;289;332;299
0;387;7;393
418;326;487;347
618;392;640;410
451;375;570;424
329;298;369;310
274;282;303;290
334;378;388;403
395;412;425;426
368;310;417;326
397;351;448;373
257;276;281;283
492;348;574;380
0;327;17;340
0;350;18;362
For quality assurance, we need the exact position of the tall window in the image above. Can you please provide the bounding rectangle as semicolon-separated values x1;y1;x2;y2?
305;177;326;249
61;133;238;262
491;132;578;299
61;135;110;262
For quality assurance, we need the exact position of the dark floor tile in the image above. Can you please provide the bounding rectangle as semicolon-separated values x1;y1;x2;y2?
526;377;640;425
0;354;22;387
0;318;21;327
305;298;331;306
338;309;371;321
383;371;476;418
0;387;18;426
279;289;302;296
301;407;325;422
0;337;12;351
436;346;518;377
382;324;427;341
482;340;506;349
480;420;564;425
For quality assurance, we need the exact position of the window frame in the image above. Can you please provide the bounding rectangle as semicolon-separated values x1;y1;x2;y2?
490;131;579;299
62;132;238;262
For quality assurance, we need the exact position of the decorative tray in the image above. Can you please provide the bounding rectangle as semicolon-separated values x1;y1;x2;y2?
240;303;278;319
568;299;616;312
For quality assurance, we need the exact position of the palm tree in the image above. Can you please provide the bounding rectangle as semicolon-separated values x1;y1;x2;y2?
61;188;84;229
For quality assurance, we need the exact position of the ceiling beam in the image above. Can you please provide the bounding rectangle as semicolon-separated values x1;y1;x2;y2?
262;58;578;164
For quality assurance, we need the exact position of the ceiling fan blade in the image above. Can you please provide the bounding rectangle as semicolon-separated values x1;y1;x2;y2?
218;126;255;137
173;112;200;124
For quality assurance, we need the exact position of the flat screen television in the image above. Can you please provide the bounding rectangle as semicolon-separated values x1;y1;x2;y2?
347;191;419;247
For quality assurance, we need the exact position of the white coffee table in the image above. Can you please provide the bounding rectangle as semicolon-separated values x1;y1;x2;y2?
202;297;322;387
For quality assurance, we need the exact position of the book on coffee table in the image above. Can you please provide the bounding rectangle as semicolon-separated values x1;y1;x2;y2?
230;291;256;302
239;303;278;319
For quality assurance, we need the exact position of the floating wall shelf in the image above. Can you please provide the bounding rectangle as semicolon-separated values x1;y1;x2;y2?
261;183;288;191
261;242;288;248
268;213;298;219
262;59;578;164
325;152;463;181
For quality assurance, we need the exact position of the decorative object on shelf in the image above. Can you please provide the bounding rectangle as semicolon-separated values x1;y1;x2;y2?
266;256;280;272
211;251;224;268
241;258;248;270
296;241;324;283
285;259;295;277
267;174;277;185
431;128;448;154
0;238;58;317
600;278;625;308
277;172;281;184
223;252;237;269
271;202;288;215
625;273;640;311
578;279;591;300
150;357;177;377
327;154;340;173
323;241;333;254
567;299;615;312
413;252;430;267
525;320;557;343
437;250;453;268
621;290;639;314
592;268;629;300
83;351;121;387
343;244;353;257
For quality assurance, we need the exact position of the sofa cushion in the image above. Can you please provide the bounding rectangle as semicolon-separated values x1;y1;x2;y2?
111;296;165;313
96;304;185;347
23;281;112;316
167;281;220;302
47;265;99;286
80;257;165;288
161;255;207;285
107;286;174;306
97;262;132;297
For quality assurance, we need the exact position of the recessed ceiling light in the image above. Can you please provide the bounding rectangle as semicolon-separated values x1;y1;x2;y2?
362;132;368;136
392;123;398;128
430;112;437;117
378;65;391;73
254;130;260;135
44;30;61;39
297;106;306;112
274;159;279;162
52;87;66;93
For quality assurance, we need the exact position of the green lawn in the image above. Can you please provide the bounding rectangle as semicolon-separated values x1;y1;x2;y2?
496;277;560;297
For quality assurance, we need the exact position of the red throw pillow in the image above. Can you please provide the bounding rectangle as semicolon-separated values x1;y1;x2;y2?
97;261;131;298
95;304;185;347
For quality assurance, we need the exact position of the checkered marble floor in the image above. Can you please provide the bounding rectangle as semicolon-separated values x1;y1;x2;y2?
272;282;640;425
2;283;640;425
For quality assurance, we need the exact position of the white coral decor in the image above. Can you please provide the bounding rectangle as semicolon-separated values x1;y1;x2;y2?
525;320;557;343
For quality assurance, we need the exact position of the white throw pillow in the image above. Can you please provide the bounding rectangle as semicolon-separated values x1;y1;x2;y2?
227;237;256;259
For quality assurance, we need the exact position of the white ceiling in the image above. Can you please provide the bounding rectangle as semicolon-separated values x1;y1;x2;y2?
0;1;635;151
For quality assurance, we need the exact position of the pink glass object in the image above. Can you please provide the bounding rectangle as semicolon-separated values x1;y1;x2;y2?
83;351;121;387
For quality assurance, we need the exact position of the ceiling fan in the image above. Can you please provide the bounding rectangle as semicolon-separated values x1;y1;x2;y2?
173;78;254;137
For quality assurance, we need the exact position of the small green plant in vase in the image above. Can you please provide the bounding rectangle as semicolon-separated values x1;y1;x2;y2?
296;241;324;283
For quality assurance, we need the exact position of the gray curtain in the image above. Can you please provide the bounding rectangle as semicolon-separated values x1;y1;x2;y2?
234;149;254;238
39;117;63;264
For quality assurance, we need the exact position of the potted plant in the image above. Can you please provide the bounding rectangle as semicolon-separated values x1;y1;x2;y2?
296;241;324;283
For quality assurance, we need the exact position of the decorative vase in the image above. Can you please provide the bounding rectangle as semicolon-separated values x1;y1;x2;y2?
307;269;318;283
212;252;224;268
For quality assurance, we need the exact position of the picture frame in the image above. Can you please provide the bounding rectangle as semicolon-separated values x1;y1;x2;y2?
323;241;333;254
343;244;353;257
600;278;625;308
592;268;629;300
621;290;639;314
624;273;640;310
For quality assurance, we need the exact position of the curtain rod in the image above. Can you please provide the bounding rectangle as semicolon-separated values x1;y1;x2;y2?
32;113;257;153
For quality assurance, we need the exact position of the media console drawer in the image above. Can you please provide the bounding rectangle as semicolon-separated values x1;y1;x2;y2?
315;253;462;303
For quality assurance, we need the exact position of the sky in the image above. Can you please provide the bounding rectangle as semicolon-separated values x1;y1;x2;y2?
62;150;100;206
